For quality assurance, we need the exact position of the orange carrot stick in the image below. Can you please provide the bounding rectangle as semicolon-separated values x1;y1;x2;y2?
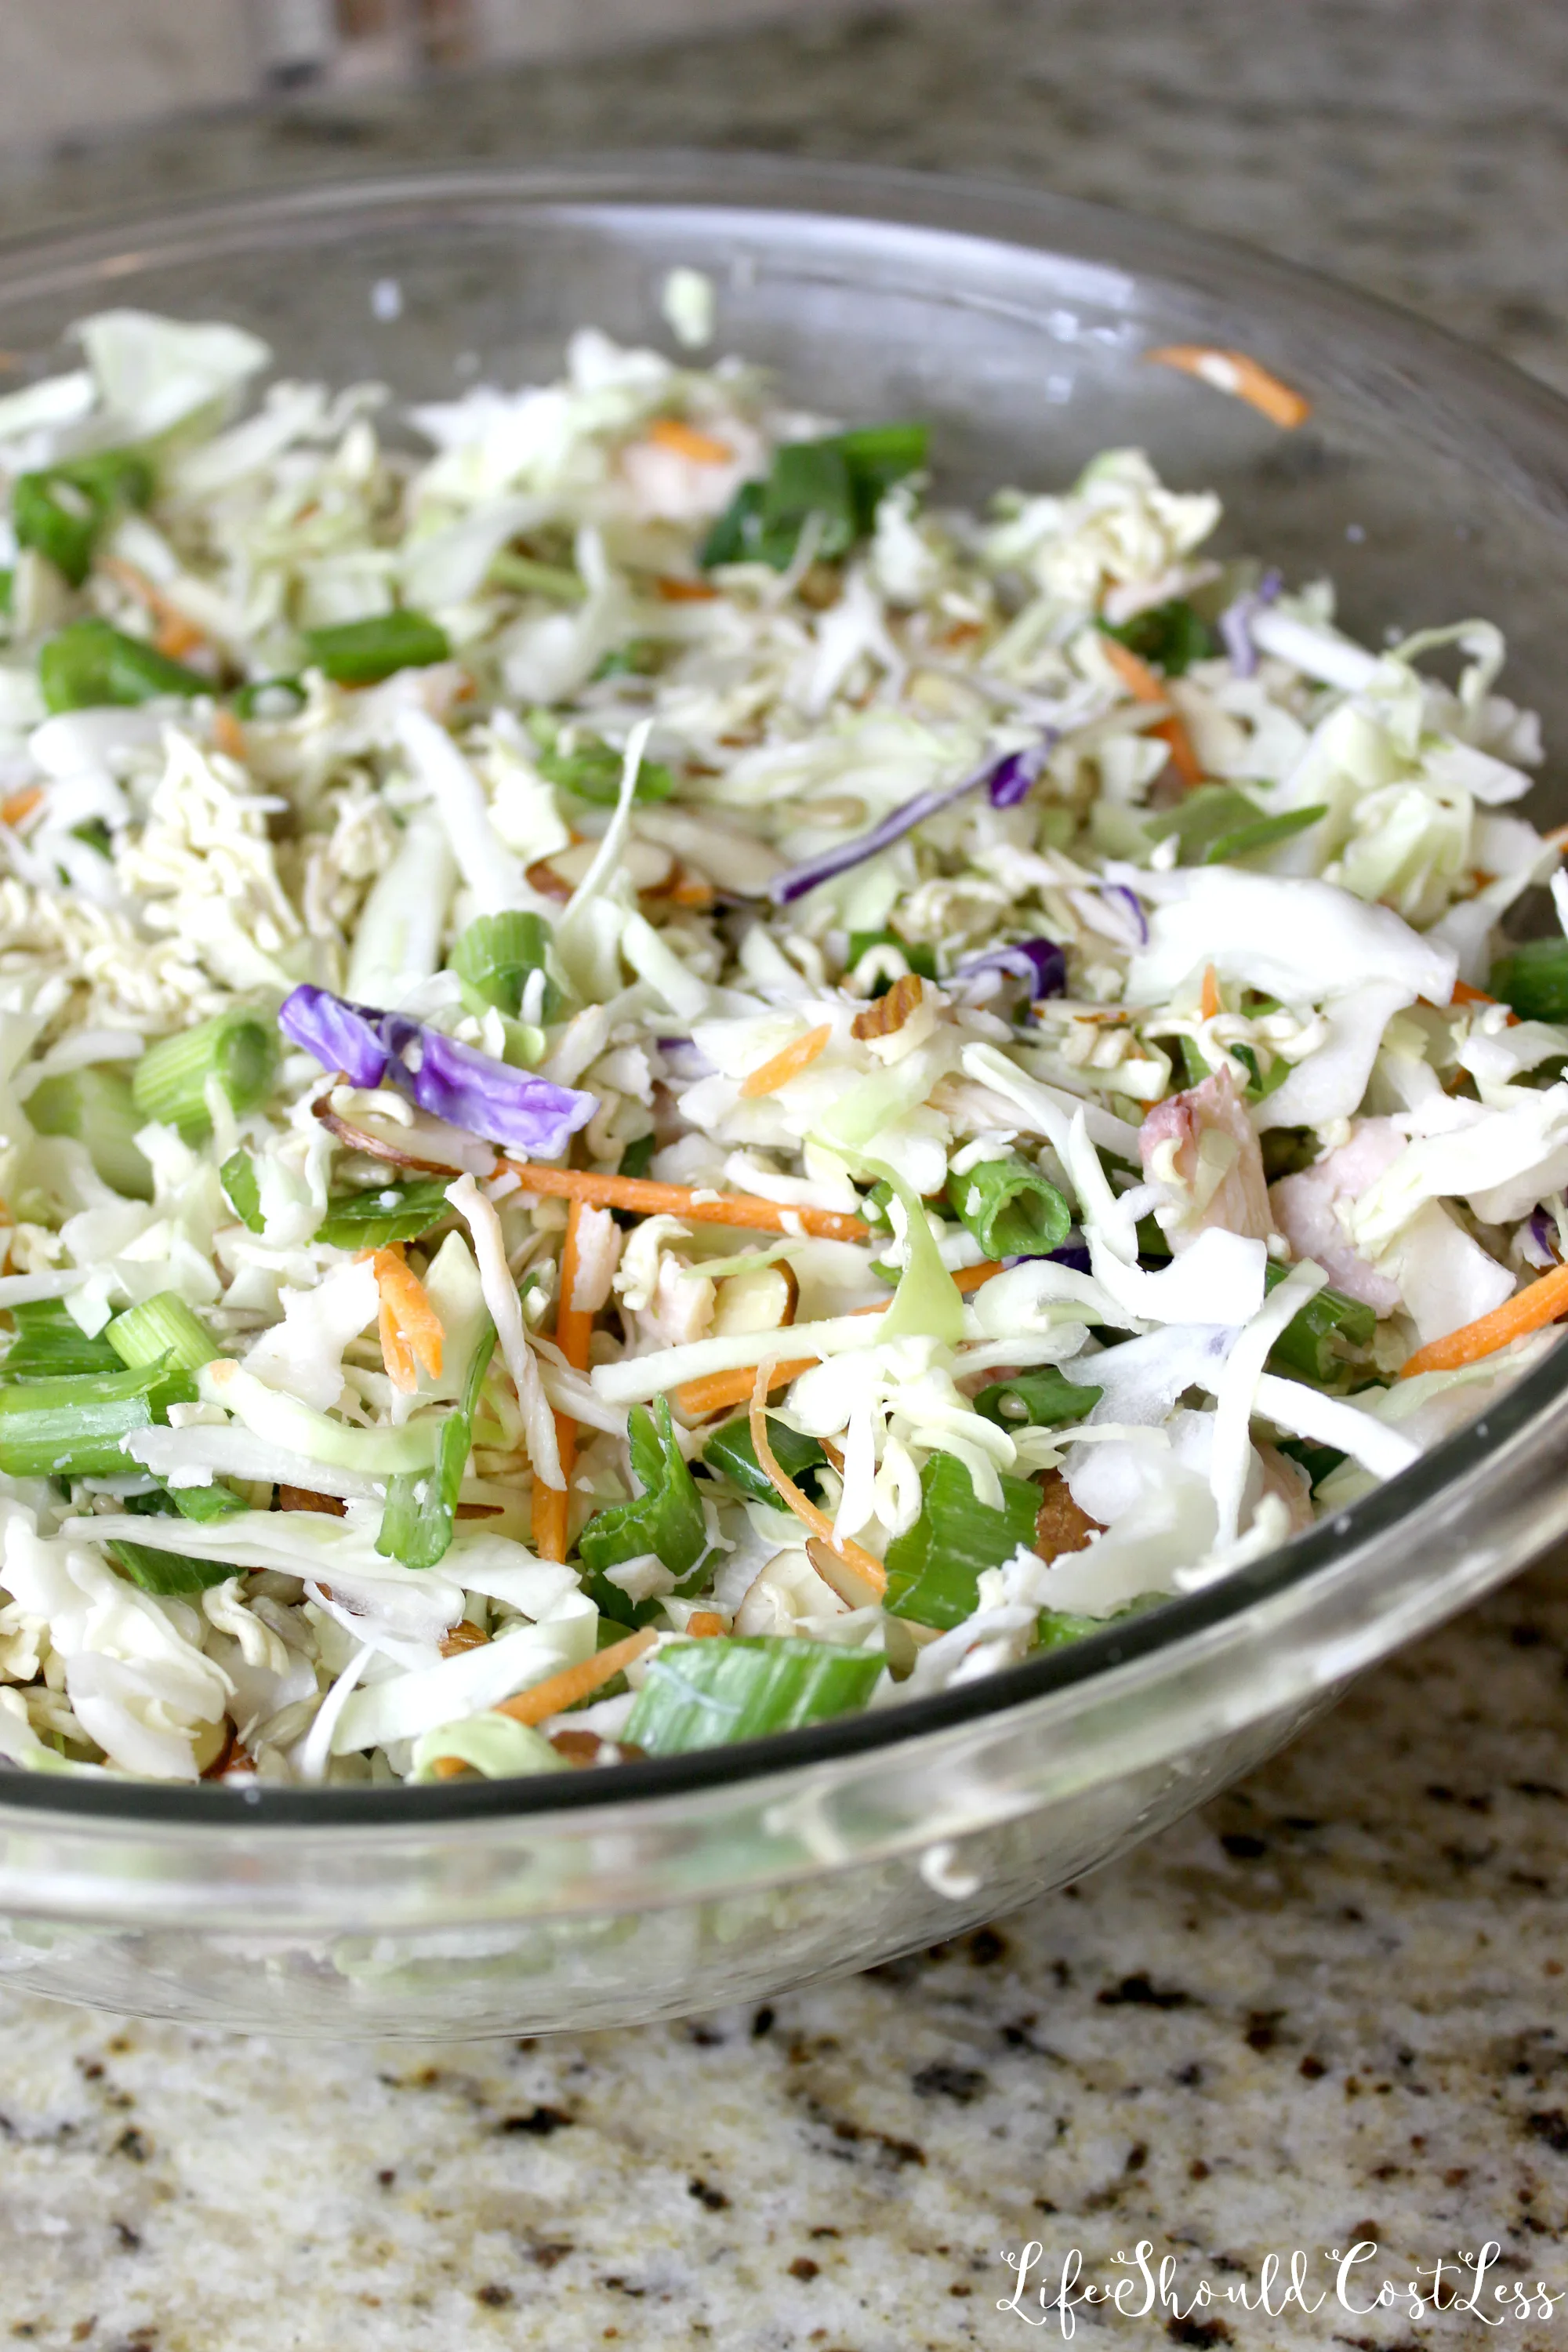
1146;345;1312;429
1399;1261;1568;1381
0;786;42;829
739;1023;832;1100
684;1610;728;1637
494;1627;657;1727
655;575;720;602
533;1198;593;1564
1098;635;1203;786
672;1260;1007;1419
749;1363;886;1595
647;417;734;465
1200;964;1221;1022
211;707;248;762
497;1160;870;1244
156;612;205;660
361;1247;443;1392
101;556;209;656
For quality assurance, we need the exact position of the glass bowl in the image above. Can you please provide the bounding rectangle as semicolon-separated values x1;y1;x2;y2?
2;155;1567;2038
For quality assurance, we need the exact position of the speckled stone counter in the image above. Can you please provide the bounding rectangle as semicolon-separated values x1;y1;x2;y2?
3;5;1568;2346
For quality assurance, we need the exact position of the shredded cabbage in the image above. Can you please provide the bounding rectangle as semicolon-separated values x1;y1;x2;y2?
0;303;1554;1784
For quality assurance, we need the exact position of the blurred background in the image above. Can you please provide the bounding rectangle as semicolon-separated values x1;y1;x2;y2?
0;0;1565;401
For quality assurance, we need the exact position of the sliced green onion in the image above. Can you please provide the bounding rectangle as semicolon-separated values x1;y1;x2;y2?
411;1714;568;1781
316;1178;456;1252
107;1537;238;1596
592;641;660;680
166;1480;248;1523
450;911;561;1022
232;675;305;719
1230;1041;1291;1103
132;1009;279;1140
1490;938;1568;1022
488;550;586;603
376;1321;496;1573
1;1301;122;1383
1099;598;1216;677
0;568;13;616
883;1450;1040;1631
845;929;938;993
14;450;153;587
578;1396;709;1581
624;1636;884;1756
27;1064;151;1200
198;1359;441;1477
1145;784;1327;867
945;1155;1071;1261
701;423;927;572
701;1414;826;1509
105;1293;216;1374
1034;1593;1160;1650
535;733;675;806
973;1369;1102;1429
1169;1035;1210;1091
301;610;449;685
0;1358;194;1479
220;1150;266;1233
39;619;206;714
1261;1260;1376;1385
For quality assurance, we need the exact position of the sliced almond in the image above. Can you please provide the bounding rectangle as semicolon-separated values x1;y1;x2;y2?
278;1484;346;1519
710;1260;798;1340
439;1621;490;1657
851;972;924;1043
543;837;673;893
1033;1469;1102;1563
806;1533;884;1610
311;1087;495;1177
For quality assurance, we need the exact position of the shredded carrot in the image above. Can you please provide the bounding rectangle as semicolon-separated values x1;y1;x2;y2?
647;416;734;465
497;1159;869;1244
1146;344;1312;430
749;1363;887;1595
0;786;42;829
1200;964;1221;1022
677;1355;813;1420
1399;1261;1568;1381
668;874;716;909
361;1247;443;1392
673;1261;1006;1419
684;1611;727;1638
739;1023;833;1100
655;575;720;603
532;1198;593;1564
1541;824;1568;851
1098;635;1203;786
155;611;205;660
210;707;247;762
101;556;209;656
494;1627;657;1727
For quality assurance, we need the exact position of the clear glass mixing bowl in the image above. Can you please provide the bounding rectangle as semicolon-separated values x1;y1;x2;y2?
2;155;1566;2037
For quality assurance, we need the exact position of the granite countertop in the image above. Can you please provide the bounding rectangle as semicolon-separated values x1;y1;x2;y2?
3;4;1568;2343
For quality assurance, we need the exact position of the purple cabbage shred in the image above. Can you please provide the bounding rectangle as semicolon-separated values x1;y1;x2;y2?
1218;567;1283;681
1098;883;1149;948
956;938;1067;999
279;984;596;1158
768;739;1054;907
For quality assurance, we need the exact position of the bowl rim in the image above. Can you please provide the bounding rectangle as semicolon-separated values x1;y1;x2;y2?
2;149;1567;1828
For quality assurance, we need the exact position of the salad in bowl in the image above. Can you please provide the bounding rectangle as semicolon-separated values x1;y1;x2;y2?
0;289;1561;1790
